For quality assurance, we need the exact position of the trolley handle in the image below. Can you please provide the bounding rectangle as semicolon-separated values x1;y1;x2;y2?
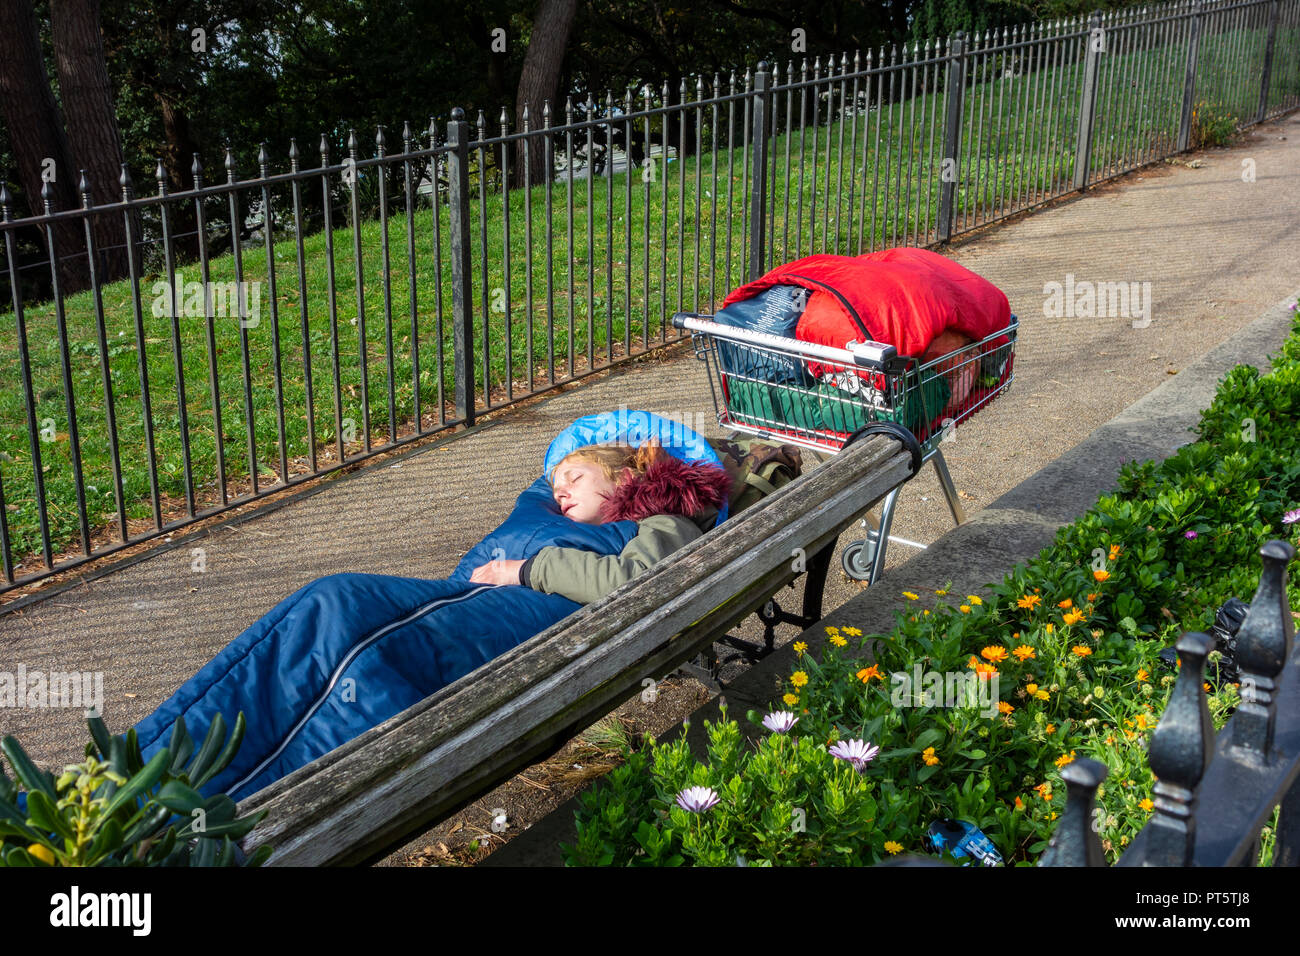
672;312;901;371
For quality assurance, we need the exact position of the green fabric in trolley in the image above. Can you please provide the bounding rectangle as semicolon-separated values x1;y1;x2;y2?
724;369;951;437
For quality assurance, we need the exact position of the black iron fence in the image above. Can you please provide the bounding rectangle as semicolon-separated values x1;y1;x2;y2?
1041;541;1298;867
1;0;1298;598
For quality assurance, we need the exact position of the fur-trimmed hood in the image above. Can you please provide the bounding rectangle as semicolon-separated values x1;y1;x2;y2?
598;455;732;524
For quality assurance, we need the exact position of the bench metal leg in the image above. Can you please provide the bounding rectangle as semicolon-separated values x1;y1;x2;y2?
928;446;967;525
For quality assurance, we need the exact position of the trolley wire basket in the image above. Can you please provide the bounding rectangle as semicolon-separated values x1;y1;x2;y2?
672;311;1019;583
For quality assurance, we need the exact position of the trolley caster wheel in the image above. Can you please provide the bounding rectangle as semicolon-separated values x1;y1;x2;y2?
841;535;877;582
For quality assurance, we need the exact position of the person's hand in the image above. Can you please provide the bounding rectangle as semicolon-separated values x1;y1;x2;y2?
470;559;525;586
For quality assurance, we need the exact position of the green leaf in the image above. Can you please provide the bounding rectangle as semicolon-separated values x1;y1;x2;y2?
25;791;75;843
184;714;228;784
0;737;56;800
101;748;171;820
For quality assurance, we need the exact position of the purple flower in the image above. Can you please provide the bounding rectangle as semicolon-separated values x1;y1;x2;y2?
829;738;881;772
1282;509;1300;525
762;711;799;734
1184;530;1198;539
675;786;721;813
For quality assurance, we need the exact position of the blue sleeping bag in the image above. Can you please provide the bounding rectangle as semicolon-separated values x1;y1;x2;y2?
132;411;725;801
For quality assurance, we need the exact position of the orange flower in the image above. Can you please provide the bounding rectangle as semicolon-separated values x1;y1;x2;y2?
1014;796;1025;811
1012;645;1036;662
981;646;1009;664
1017;594;1041;609
1093;569;1110;583
1057;598;1073;609
998;701;1014;715
1109;545;1121;561
1054;750;1076;768
1046;723;1056;735
1086;592;1099;602
973;661;999;680
1139;798;1154;812
1026;683;1039;695
1136;669;1149;683
922;746;940;766
857;665;884;683
1072;645;1093;657
1034;783;1052;800
1063;609;1085;626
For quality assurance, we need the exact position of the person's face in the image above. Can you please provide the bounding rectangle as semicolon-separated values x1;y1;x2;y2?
551;458;619;524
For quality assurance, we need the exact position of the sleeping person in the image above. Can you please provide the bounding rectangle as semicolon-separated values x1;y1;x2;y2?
131;412;732;801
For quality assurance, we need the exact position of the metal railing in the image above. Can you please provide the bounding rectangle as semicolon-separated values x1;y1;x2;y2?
1041;541;1299;867
1;0;1298;599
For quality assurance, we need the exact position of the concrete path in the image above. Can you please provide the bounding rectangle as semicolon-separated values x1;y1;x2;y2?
1;111;1297;811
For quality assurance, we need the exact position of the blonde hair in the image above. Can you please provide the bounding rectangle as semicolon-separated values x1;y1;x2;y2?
549;438;667;487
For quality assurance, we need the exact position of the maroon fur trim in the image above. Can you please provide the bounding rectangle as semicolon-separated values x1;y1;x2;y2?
598;455;732;523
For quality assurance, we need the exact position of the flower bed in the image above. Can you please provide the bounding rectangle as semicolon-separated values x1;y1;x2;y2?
563;302;1300;867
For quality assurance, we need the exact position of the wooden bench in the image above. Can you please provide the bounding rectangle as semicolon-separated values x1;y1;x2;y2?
235;427;917;866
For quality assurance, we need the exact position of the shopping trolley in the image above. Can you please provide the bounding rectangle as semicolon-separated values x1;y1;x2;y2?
672;311;1019;584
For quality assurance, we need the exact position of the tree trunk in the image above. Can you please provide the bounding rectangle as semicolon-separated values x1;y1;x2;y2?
0;0;88;294
511;0;578;189
50;0;135;283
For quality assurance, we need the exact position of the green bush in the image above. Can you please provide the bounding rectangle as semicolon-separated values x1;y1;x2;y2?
569;300;1300;866
0;713;271;867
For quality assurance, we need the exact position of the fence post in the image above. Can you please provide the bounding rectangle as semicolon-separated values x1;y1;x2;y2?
1144;631;1215;865
1256;0;1282;124
937;33;966;244
446;107;475;426
748;61;771;281
1040;758;1109;866
1074;12;1105;192
1176;0;1205;153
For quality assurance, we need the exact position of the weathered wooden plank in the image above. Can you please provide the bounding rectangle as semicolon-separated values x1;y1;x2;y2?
239;433;912;865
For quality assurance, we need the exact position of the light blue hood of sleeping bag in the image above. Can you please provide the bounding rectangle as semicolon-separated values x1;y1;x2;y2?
133;410;722;801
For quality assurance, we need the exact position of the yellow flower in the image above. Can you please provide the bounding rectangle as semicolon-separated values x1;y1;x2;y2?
1109;545;1121;561
1063;609;1085;626
857;665;884;683
959;604;972;614
998;701;1014;715
1012;645;1036;662
902;591;919;600
1045;623;1055;634
1072;645;1093;657
1135;713;1151;730
1204;682;1212;692
793;641;807;655
981;646;1009;664
824;625;840;636
791;671;809;688
783;692;799;707
1048;812;1057;821
1035;689;1050;700
1139;798;1154;812
922;746;940;766
967;595;983;606
1055;750;1077;768
1025;683;1039;695
843;626;862;637
923;609;930;616
1135;668;1149;682
829;634;848;647
1017;594;1041;609
883;840;904;855
1093;569;1110;583
27;843;55;865
1057;598;1073;609
934;588;948;596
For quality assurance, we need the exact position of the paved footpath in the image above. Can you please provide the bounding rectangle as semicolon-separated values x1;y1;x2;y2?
1;112;1297;822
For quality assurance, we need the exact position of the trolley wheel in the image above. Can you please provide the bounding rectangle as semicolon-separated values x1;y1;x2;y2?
841;534;878;582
